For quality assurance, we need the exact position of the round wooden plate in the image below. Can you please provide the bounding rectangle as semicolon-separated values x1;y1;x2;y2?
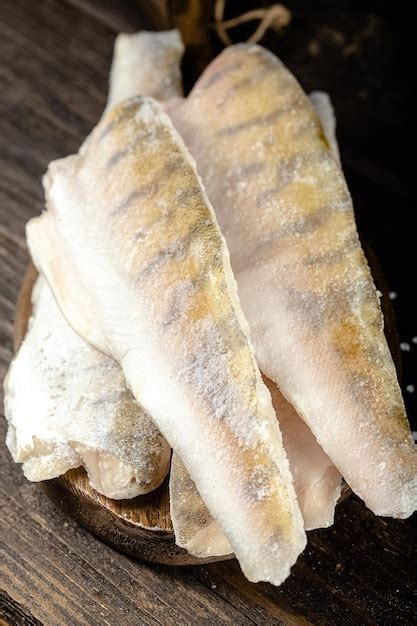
14;251;399;566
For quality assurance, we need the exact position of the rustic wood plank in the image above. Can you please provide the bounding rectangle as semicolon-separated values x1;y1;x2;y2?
0;590;42;626
0;480;252;625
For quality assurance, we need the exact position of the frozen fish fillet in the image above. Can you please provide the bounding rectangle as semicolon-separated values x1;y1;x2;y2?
107;36;339;535
168;44;417;518
106;30;184;113
4;277;170;499
170;377;341;559
26;96;306;585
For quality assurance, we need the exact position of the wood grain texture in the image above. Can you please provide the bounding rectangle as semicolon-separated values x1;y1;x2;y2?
0;591;42;626
1;0;416;624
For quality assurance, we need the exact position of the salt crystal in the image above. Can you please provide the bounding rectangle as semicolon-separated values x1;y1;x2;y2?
376;290;383;298
400;342;410;352
406;384;415;393
389;291;397;300
412;337;417;345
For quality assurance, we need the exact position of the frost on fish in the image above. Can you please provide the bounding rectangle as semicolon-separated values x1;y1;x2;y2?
170;377;341;558
26;97;306;585
105;30;184;114
167;44;417;519
4;277;171;499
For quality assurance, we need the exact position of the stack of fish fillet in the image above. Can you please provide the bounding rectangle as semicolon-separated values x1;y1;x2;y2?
4;30;416;587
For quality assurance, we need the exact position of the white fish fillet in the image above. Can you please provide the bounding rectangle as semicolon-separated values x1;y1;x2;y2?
4;31;186;499
167;44;417;519
26;96;306;585
105;30;184;113
170;376;341;558
168;90;343;552
4;277;170;498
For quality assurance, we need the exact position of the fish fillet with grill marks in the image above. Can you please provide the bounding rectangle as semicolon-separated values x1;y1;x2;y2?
26;96;306;585
168;44;417;519
4;277;170;498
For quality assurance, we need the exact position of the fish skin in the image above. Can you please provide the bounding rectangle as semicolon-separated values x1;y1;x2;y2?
105;30;184;113
167;44;417;519
4;277;171;499
26;96;306;585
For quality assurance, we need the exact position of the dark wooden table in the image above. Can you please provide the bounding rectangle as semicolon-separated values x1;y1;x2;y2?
1;1;416;624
